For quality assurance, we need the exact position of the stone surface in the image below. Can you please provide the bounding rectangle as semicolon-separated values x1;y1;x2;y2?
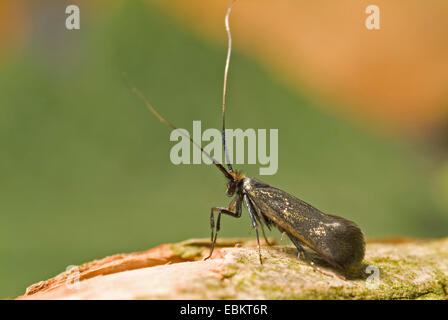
17;237;448;300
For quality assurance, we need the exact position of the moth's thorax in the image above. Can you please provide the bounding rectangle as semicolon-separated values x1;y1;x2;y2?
242;177;253;192
242;177;270;193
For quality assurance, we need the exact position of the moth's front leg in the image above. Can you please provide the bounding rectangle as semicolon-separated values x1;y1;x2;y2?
204;194;242;260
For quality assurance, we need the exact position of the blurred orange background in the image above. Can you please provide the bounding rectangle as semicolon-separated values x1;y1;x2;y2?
150;0;448;133
2;0;447;132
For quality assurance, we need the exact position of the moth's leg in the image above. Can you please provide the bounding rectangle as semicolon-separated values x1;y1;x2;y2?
204;194;242;260
261;225;272;246
209;196;238;247
280;231;287;242
286;233;307;259
243;195;263;264
246;197;272;246
286;233;337;278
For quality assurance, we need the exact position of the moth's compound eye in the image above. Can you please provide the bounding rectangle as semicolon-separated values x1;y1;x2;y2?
226;181;236;197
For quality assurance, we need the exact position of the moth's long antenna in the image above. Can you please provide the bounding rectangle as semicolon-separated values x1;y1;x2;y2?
222;1;236;173
123;72;233;181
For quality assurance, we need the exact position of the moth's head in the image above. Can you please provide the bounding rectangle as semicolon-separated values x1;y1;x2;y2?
225;171;246;197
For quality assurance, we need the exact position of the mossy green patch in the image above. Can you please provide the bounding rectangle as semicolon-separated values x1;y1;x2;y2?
169;243;206;260
161;238;448;299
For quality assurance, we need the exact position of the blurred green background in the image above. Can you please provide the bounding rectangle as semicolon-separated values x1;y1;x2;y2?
1;0;447;298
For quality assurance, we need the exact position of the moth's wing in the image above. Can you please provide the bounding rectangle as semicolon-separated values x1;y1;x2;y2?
245;183;365;270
